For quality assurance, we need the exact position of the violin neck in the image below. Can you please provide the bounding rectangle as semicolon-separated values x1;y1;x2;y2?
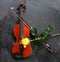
11;7;30;30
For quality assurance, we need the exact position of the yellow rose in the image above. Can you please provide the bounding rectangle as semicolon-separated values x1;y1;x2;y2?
21;38;30;48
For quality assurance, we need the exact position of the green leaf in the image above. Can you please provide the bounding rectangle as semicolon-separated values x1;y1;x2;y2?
41;31;48;37
47;25;55;32
30;26;37;35
30;26;37;39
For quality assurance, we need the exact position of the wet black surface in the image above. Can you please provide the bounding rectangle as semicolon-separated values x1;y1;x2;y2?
0;0;60;62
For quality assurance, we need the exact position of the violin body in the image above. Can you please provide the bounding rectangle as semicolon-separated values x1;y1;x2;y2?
12;24;32;58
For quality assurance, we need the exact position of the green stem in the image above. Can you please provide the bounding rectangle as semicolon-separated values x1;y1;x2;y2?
50;33;60;37
30;37;42;42
30;33;60;42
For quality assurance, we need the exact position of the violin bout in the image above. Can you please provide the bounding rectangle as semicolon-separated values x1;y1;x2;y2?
12;24;32;58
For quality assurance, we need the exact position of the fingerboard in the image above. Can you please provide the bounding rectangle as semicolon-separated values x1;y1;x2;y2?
20;12;24;38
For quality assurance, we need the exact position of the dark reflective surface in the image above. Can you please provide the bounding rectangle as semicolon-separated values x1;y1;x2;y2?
0;0;60;62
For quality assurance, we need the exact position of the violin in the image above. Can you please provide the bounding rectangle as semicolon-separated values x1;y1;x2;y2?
11;6;32;58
